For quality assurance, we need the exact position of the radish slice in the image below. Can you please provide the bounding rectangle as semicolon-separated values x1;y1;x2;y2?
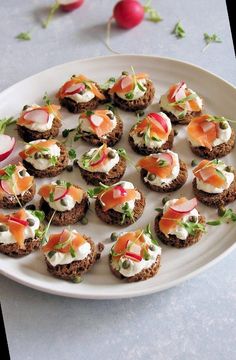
171;81;186;100
0;179;14;195
64;83;86;95
90;115;103;127
170;198;198;213
9;217;28;227
24;109;49;124
200;121;215;133
90;151;107;167
59;0;84;12
125;252;142;262
127;241;141;255
148;113;168;133
121;76;132;90
0;135;16;162
59;229;71;242
113;185;127;199
53;186;68;201
156;152;173;166
174;86;186;102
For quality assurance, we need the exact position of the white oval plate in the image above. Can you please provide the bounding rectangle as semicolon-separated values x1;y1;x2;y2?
0;55;236;299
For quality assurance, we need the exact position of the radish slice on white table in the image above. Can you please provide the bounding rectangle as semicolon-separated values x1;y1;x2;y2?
64;83;86;95
0;135;16;162
59;0;84;12
53;186;69;201
148;113;169;133
170;198;198;213
23;109;49;124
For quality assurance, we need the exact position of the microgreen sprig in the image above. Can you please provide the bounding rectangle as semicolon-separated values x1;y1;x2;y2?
207;208;236;226
0;117;17;134
121;202;134;224
172;21;185;38
16;31;32;41
203;33;222;52
144;0;162;23
87;183;109;198
42;1;60;28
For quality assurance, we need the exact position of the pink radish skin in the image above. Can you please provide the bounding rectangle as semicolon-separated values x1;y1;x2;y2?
59;0;84;12
125;252;142;262
9;217;28;227
170;198;198;214
171;81;186;100
0;179;14;195
23;109;49;124
113;185;127;198
148;113;169;133
0;135;16;162
113;0;145;29
59;229;71;242
64;83;86;95
53;186;69;201
90;152;107;167
157;152;173;166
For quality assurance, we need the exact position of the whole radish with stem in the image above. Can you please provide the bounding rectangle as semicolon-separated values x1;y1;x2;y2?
106;0;162;53
0;117;16;162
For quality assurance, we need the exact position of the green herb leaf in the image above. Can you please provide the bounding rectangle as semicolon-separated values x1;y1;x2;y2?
144;0;162;23
70;246;76;258
49;191;54;202
85;110;94;117
144;224;158;245
100;77;116;90
137;82;145;92
0;117;17;134
172;21;185;38
31;210;45;222
87;183;109;198
68;148;76;160
43;92;51;105
117;148;128;159
16;31;31;41
50;155;58;166
48;250;56;258
204;33;222;45
121;202;134;224
125;92;134;100
207;208;236;226
180;220;206;235
171;93;197;106
0;165;16;180
42;0;60;28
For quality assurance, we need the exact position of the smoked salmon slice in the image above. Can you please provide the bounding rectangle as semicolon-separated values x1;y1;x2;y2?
99;185;137;212
193;160;226;188
85;110;114;137
137;155;173;178
167;83;201;112
0;164;34;196
159;198;187;236
38;184;83;202
42;229;86;254
134;116;167;140
110;73;148;94
19;140;57;159
113;230;144;261
187;115;217;149
0;209;28;249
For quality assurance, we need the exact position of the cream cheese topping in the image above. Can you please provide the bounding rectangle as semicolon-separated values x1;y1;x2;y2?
116;78;147;101
24;140;61;170
78;110;117;137
113;233;161;278
0;210;40;245
111;181;140;213
196;163;234;194
78;147;120;173
20;105;54;132
163;199;199;240
45;230;91;266
66;90;95;103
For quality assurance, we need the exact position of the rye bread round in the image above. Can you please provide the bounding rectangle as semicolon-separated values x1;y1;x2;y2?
192;175;236;207
79;156;126;186
17;118;61;142
22;143;69;178
59;84;107;114
189;128;235;159
128;129;174;155
0;182;36;209
95;190;145;226
154;213;205;248
79;113;123;147
160;107;202;125
140;159;188;192
0;237;41;257
39;193;89;226
112;80;155;112
44;237;104;281
109;253;161;282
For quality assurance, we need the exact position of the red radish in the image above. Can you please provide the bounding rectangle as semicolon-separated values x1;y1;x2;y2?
125;251;142;262
0;179;13;195
90;151;107;167
9;217;28;227
200;121;216;133
23;109;49;124
156;152;173;166
148;112;168;133
59;0;84;12
90;115;103;127
121;75;133;89
171;81;186;100
64;83;86;95
127;241;141;255
170;198;198;214
0;135;15;162
53;186;69;201
113;185;127;199
59;229;71;242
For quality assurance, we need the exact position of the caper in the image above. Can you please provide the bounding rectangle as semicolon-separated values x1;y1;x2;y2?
60;198;68;206
189;216;197;223
72;276;82;283
56;179;62;185
147;173;156;181
34;152;41;159
191;159;198;167
137;131;143;138
27;218;35;227
0;224;8;232
107;112;114;120
73;159;79;167
122;259;131;269
136;110;145;117
19;169;26;177
122;71;129;76
79;90;85;95
71;74;76;78
225;165;233;173
218;206;226;217
66;165;73;172
108;151;116;159
149;244;155;251
162;196;170;205
110;232;118;242
174;129;178;136
144;254;150;260
22;105;29;111
80;217;88;225
25;204;36;211
219;122;228;130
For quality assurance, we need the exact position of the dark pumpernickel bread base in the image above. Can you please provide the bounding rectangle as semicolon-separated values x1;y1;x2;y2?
128;129;174;155
79;157;126;186
109;254;161;282
80;113;123;147
160;107;202;125
95;191;145;226
154;213;205;248
0;183;36;209
0;237;40;257
113;80;155;112
45;237;104;281
17;118;61;142
192;176;236;207
59;84;107;114
39;193;89;225
140;159;188;193
23;143;69;178
189;129;235;159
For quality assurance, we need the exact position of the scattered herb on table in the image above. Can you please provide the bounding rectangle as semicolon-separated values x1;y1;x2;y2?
172;21;185;38
68;148;77;160
203;33;222;52
16;31;31;41
207;208;236;226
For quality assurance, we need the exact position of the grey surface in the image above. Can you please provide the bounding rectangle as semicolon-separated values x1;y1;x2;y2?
0;0;235;359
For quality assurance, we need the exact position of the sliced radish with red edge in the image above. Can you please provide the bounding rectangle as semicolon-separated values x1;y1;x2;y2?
64;83;86;95
0;135;15;162
0;179;14;195
113;185;127;199
156;152;173;166
23;109;49;124
170;198;198;214
90;151;107;167
9;217;28;227
90;115;103;127
59;0;84;12
125;252;142;262
53;186;68;201
148;112;169;133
